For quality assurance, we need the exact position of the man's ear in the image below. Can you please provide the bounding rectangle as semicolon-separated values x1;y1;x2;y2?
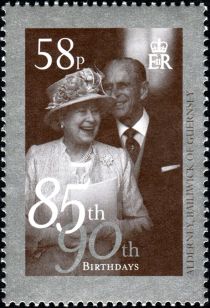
140;81;149;100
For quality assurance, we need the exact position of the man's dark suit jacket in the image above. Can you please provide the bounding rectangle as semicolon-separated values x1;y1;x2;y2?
97;97;183;275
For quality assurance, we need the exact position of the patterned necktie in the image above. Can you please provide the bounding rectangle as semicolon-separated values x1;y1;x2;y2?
124;127;140;164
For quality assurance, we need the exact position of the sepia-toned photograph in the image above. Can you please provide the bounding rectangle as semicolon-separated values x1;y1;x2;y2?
25;28;183;276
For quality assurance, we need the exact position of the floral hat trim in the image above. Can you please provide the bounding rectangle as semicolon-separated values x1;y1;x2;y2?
46;68;107;110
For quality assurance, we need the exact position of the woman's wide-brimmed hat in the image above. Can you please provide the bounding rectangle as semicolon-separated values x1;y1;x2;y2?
44;67;115;131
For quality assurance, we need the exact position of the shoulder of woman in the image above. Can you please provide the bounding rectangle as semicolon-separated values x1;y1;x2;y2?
26;139;61;160
94;141;124;155
94;141;128;166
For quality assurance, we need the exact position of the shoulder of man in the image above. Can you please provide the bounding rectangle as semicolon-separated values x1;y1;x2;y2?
140;105;182;181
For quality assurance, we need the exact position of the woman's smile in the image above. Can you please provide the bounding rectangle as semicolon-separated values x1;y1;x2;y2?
79;125;97;137
80;125;96;131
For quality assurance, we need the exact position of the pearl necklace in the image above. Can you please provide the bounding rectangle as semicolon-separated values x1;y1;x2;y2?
79;143;94;162
65;142;94;163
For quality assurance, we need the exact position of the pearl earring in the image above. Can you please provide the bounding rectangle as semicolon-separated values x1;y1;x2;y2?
60;123;64;129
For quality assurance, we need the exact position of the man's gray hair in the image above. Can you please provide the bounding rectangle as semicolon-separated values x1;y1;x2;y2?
105;57;147;82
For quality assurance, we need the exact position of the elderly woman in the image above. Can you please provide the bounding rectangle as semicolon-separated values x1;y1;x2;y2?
25;68;152;276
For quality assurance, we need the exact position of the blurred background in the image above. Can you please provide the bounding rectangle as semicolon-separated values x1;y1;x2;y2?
26;28;182;150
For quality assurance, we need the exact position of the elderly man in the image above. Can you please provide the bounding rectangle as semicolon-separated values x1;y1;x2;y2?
97;57;182;275
101;57;149;177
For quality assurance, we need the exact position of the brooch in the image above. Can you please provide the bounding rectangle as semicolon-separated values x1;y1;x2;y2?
99;154;114;167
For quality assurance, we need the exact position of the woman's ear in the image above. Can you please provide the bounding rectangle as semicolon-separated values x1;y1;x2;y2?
58;111;65;129
140;81;149;100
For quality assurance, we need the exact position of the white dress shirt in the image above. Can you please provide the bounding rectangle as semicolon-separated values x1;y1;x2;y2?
116;108;149;177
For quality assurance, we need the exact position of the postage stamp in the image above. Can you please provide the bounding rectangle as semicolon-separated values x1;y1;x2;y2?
3;3;206;305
